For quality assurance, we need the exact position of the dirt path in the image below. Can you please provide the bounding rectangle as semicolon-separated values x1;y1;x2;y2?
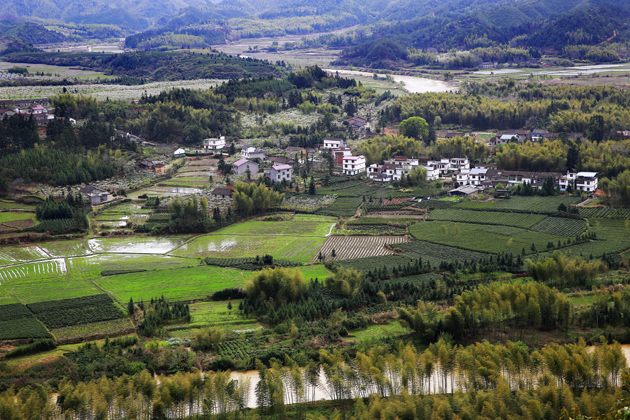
600;29;617;44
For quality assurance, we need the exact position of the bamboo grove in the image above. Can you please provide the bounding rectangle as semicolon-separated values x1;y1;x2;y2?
0;339;628;419
392;83;630;133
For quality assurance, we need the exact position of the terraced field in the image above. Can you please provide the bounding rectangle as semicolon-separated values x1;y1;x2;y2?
0;259;67;284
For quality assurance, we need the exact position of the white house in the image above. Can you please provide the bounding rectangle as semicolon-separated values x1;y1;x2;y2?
423;165;439;181
368;158;425;182
450;158;470;172
267;164;292;183
456;169;470;186
203;136;226;151
426;159;451;176
458;168;488;186
324;138;347;149
342;155;366;176
241;146;265;160
174;148;186;158
560;171;598;192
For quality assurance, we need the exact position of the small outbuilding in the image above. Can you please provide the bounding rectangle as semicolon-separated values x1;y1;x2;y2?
448;185;480;197
80;185;108;204
211;188;233;199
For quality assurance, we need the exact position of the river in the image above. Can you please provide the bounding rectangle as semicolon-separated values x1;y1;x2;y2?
324;69;456;93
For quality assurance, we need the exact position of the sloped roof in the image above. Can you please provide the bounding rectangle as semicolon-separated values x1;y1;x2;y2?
80;185;106;194
212;188;233;196
233;158;254;167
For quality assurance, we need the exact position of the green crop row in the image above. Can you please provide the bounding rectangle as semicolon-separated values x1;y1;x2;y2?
578;207;630;219
0;303;51;340
27;294;127;329
529;217;587;237
427;209;545;229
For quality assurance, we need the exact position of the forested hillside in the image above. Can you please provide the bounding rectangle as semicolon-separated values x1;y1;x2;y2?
2;51;284;81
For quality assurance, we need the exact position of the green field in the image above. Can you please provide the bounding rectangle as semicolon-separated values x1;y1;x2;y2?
67;254;201;279
4;279;102;305
0;212;37;223
347;321;406;342
94;264;331;303
94;265;249;303
176;235;327;263
537;219;630;258
316;196;363;217
410;221;564;254
216;216;336;237
0;200;37;210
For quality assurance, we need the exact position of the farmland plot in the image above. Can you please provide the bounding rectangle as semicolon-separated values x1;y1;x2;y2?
5;279;101;304
95;265;251;302
39;240;92;258
88;236;190;254
0;259;67;284
173;235;298;259
1;245;50;261
397;241;488;265
337;254;415;273
275;237;326;262
51;318;135;341
216;217;335;237
316;196;363;217
313;236;409;262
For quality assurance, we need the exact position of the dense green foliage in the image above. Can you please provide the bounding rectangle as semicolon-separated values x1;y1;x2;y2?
4;339;56;359
3;51;283;81
138;296;191;336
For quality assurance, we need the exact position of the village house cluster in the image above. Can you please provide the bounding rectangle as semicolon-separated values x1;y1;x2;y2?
0;99;59;126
